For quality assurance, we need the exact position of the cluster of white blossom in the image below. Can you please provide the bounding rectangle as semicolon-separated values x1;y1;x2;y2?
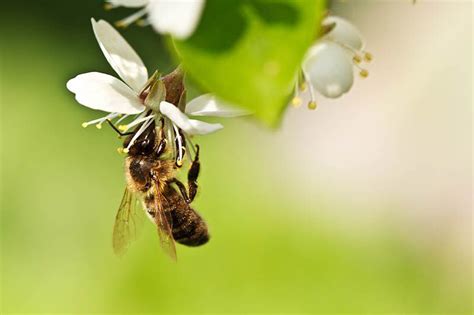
67;0;370;157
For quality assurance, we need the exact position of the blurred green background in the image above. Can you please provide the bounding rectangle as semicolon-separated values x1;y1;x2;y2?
1;0;472;313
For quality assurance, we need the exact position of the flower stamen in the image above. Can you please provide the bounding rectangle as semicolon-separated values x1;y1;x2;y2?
299;81;307;92
327;39;373;66
115;114;131;125
363;51;373;62
308;101;317;110
173;124;185;166
303;71;319;110
136;19;150;27
352;62;369;78
119;113;154;132
327;39;372;79
291;96;302;108
81;112;120;129
352;55;362;64
359;69;369;78
292;75;303;108
124;115;156;152
115;8;148;28
104;2;115;10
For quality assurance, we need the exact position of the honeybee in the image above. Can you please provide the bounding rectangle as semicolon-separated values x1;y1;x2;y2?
112;117;209;259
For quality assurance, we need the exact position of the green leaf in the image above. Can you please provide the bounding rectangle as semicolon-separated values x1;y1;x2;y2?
174;0;326;126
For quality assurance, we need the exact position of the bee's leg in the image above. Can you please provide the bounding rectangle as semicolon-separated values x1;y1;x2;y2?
169;179;191;203
155;118;167;157
169;145;200;204
106;119;134;137
155;138;167;157
187;145;200;202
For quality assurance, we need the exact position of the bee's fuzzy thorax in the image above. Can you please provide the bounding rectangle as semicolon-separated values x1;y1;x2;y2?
124;155;176;194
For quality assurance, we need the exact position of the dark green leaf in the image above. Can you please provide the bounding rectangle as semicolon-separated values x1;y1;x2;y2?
174;0;326;126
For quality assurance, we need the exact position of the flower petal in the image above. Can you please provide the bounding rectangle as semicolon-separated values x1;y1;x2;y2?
303;41;354;98
323;16;365;51
147;0;205;39
160;101;223;135
185;94;250;117
106;0;149;8
91;18;148;92
66;72;145;114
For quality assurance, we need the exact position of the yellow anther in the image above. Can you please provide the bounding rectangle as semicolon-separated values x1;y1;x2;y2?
291;96;302;108
299;82;307;92
95;123;102;129
81;122;88;128
176;159;183;167
364;52;373;62
359;69;369;78
308;101;317;110
353;55;362;64
104;3;114;10
123;148;130;154
115;21;126;29
117;147;124;154
118;125;127;131
136;19;147;27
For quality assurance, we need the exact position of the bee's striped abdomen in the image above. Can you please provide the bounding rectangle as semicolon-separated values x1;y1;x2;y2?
144;187;209;247
169;205;209;246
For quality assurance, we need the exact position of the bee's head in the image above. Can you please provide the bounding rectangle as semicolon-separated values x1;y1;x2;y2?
123;121;157;157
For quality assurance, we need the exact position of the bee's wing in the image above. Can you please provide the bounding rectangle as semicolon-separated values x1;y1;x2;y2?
112;187;145;256
152;181;177;261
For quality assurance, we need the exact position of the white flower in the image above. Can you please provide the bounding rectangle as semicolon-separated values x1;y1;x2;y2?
106;0;205;40
67;19;247;157
159;94;249;136
293;16;372;109
303;41;355;99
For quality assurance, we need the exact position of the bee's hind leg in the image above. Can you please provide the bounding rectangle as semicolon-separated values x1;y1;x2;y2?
170;178;191;203
170;145;200;204
187;145;200;202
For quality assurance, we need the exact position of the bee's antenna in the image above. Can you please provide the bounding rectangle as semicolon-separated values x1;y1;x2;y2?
106;119;134;137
